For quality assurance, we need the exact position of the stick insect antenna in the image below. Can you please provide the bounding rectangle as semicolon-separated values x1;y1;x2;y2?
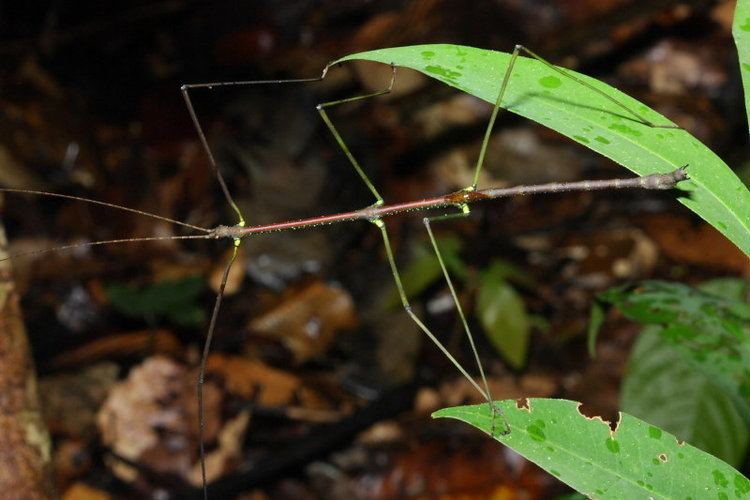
0;188;211;233
0;235;211;264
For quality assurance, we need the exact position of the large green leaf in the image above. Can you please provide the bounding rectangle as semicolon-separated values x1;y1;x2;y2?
598;280;750;421
734;0;750;133
337;45;750;257
434;398;750;498
622;327;749;467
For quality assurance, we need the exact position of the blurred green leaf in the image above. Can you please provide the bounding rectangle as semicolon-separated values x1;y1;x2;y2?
622;327;749;467
733;0;750;133
698;277;750;302
106;276;206;328
599;280;750;421
587;300;605;358
476;261;530;369
384;235;465;309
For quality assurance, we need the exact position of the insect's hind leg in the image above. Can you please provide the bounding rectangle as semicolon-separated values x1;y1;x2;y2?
423;207;510;437
372;217;510;433
316;64;397;206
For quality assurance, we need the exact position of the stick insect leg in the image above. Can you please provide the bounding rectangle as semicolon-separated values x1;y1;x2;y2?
469;44;681;190
181;69;332;226
181;68;334;499
423;208;510;436
197;245;237;500
316;64;397;206
372;218;493;405
514;45;681;130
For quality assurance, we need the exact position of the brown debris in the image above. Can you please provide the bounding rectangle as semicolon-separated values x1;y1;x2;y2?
47;330;181;370
96;356;246;485
641;213;750;275
205;353;328;410
39;362;119;438
249;281;357;364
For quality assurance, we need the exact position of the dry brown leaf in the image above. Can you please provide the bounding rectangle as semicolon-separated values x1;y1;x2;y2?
209;246;246;296
48;330;181;370
642;213;750;274
61;482;111;500
206;354;327;410
97;356;230;483
249;281;357;364
187;410;251;486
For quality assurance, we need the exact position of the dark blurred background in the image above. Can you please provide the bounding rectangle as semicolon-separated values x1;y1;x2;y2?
1;1;748;498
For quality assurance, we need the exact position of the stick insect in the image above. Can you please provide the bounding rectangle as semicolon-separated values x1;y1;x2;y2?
1;44;687;498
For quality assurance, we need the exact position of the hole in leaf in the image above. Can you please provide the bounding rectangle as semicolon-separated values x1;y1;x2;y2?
576;402;618;432
516;398;530;411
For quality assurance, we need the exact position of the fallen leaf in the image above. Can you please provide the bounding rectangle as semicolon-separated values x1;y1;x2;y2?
96;356;241;484
205;353;326;409
249;281;357;364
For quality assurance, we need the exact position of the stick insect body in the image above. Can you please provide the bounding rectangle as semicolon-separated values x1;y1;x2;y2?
1;44;687;498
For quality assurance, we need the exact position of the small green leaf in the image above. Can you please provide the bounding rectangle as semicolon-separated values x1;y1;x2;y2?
338;45;750;257
476;265;530;369
587;300;605;358
622;327;749;467
434;398;750;498
733;0;750;132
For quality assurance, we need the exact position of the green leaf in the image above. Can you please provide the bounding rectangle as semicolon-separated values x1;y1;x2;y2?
476;263;530;369
698;277;750;303
587;300;605;358
734;0;750;133
622;327;749;467
598;280;750;421
433;398;750;499
337;45;750;257
106;276;206;327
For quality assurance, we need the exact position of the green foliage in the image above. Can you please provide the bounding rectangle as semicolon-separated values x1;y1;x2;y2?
596;280;750;423
342;7;750;495
106;276;206;328
622;327;749;467
476;259;531;369
734;0;750;132
391;235;533;368
434;399;750;499
338;45;750;258
587;300;605;357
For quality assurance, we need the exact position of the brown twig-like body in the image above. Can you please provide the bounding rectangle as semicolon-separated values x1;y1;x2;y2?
208;167;688;240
